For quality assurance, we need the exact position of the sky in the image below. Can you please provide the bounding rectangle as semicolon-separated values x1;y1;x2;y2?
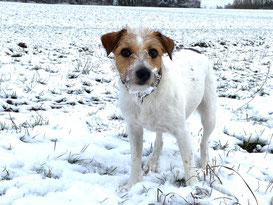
201;0;234;8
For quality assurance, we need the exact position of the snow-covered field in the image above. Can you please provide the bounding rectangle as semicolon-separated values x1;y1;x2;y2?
0;2;273;204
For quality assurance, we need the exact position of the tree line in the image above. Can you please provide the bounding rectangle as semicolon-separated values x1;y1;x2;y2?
0;0;201;7
226;0;273;9
1;0;272;9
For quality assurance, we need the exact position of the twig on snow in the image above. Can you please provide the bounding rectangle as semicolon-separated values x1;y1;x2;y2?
210;165;259;205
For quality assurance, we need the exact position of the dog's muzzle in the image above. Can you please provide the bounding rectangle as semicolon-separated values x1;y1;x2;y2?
122;67;162;102
135;67;151;85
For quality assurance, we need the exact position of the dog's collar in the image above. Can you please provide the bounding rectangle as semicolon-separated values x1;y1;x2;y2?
122;68;162;103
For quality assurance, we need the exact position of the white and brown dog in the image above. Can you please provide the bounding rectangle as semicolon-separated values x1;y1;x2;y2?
101;28;216;189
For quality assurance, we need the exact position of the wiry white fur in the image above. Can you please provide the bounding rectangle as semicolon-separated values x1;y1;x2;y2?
119;49;216;190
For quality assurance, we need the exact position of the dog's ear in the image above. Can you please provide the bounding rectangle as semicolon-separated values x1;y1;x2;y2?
155;32;175;60
101;29;127;56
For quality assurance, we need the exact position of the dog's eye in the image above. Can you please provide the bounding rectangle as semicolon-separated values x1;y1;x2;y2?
121;48;131;57
148;49;158;59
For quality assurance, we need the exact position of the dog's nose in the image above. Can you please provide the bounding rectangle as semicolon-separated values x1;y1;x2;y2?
136;68;151;85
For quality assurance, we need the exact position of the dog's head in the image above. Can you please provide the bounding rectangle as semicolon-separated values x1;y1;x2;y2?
101;28;174;94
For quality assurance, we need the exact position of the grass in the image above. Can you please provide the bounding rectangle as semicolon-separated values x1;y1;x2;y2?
103;166;117;175
32;65;42;71
11;92;18;99
213;140;229;150
110;114;124;121
0;90;17;99
7;144;12;151
9;114;20;132
37;77;48;85
67;152;85;164
84;87;92;94
23;85;33;93
238;137;266;153
223;126;268;153
118;132;128;138
174;178;187;187
213;60;223;71
156;173;168;185
29;106;47;111
156;187;205;205
2;105;19;113
247;116;268;123
35;164;59;179
44;66;59;73
1;167;11;181
82;81;92;86
63;144;119;176
192;42;210;48
0;122;9;131
21;113;49;129
76;60;92;75
234;61;271;112
223;124;268;153
143;143;153;157
11;53;22;58
67;73;80;79
19;135;31;143
3;112;49;134
67;144;89;165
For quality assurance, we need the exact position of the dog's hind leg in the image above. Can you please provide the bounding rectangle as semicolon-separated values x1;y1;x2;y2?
175;125;198;185
198;72;216;169
144;132;163;173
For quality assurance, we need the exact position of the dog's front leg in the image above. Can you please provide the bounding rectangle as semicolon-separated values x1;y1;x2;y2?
144;132;163;173
121;123;143;190
175;127;198;186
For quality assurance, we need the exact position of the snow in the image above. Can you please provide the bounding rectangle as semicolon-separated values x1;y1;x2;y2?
0;2;273;204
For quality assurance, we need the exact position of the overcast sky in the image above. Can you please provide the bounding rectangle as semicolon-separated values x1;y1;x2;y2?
201;0;234;8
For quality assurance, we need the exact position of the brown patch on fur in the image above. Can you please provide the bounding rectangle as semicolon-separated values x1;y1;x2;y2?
101;29;175;78
113;31;141;76
101;29;127;56
154;31;175;60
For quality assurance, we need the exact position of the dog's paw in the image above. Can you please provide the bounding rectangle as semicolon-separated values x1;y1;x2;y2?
201;155;209;170
201;161;209;170
144;158;158;174
186;176;199;186
119;178;141;192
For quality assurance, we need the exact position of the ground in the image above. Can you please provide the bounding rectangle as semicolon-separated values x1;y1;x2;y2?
0;2;273;205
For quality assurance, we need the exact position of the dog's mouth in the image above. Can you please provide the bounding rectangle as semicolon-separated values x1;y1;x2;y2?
122;68;162;100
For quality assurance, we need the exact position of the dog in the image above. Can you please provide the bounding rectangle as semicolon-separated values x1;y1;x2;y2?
101;28;216;190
